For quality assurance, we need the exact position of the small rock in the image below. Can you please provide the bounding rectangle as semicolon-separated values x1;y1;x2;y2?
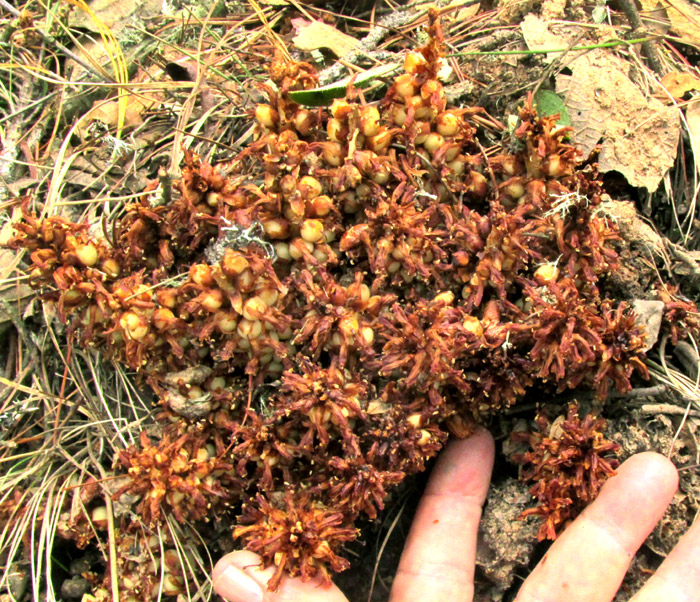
60;575;91;600
631;299;665;352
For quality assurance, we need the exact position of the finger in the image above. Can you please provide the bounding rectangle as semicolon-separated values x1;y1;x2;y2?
515;452;679;602
629;515;700;602
213;550;349;602
389;429;495;602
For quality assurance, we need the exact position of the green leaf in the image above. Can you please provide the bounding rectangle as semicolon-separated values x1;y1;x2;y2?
592;4;608;24
533;89;571;126
288;63;400;106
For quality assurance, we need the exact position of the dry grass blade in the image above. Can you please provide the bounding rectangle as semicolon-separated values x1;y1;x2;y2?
0;291;146;599
65;0;130;137
645;333;700;458
654;334;700;404
367;499;406;602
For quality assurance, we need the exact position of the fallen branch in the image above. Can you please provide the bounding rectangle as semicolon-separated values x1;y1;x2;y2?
318;1;480;84
638;403;700;417
617;0;664;75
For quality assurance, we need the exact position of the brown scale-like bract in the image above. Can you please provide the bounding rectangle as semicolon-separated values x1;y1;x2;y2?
8;14;699;596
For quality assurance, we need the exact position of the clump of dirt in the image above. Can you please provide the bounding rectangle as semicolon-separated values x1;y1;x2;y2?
474;477;539;600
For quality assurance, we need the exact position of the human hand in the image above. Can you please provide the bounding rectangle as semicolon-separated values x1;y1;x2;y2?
212;429;697;602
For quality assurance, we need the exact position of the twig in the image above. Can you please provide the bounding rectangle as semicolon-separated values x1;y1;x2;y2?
612;384;669;398
317;2;479;84
476;139;499;192
617;0;664;75
638;403;700;418
86;432;120;602
448;36;655;57
656;334;699;458
668;241;700;286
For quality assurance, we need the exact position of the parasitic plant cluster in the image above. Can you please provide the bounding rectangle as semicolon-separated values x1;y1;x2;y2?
7;12;698;597
514;403;621;541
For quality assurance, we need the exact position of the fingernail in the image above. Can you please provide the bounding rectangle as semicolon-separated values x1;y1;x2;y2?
213;563;264;602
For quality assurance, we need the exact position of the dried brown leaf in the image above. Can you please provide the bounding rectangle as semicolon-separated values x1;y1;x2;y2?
0;249;33;329
661;71;700;99
521;14;571;64
600;200;666;255
521;15;617;64
556;51;679;191
496;0;545;24
448;0;480;21
69;0;162;36
640;0;700;46
540;0;568;20
631;300;665;351
76;94;155;139
291;19;359;58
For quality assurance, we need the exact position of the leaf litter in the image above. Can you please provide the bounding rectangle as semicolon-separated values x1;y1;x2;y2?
291;18;360;58
522;15;680;191
556;50;679;191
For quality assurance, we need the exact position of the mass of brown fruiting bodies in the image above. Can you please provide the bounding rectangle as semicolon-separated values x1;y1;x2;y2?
511;402;621;541
8;17;700;597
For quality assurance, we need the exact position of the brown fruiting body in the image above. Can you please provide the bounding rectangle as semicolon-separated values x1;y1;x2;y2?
514;403;621;541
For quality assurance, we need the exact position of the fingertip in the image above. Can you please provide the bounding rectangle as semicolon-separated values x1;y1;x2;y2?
474;427;496;459
630;512;700;601
616;451;679;493
213;550;349;602
389;429;495;602
578;451;679;557
426;428;495;497
515;451;679;602
591;451;679;523
213;551;265;602
461;427;496;457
